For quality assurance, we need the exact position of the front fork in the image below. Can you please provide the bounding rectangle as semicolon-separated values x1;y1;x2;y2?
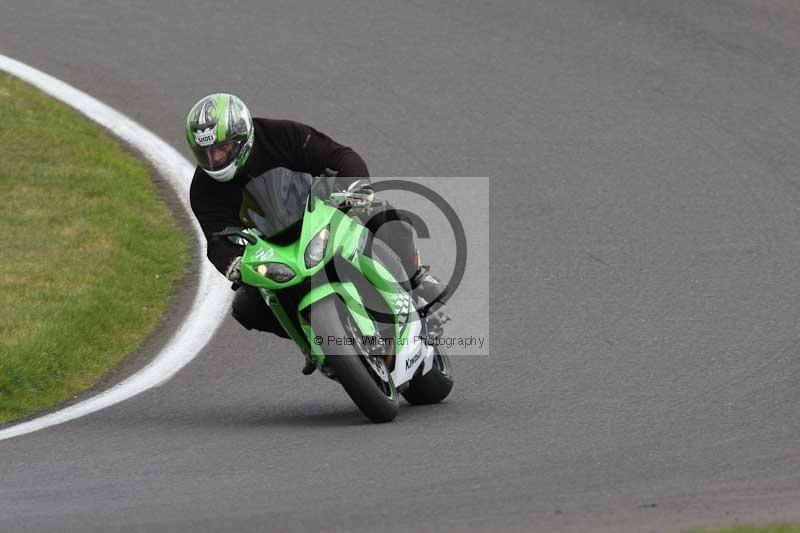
261;282;377;369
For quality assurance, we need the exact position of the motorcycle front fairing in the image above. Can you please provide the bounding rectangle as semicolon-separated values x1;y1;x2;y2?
237;169;433;385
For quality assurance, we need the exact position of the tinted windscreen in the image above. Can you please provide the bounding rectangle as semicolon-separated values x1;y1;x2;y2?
240;167;313;239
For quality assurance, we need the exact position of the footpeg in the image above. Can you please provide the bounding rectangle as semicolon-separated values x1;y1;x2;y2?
425;308;452;340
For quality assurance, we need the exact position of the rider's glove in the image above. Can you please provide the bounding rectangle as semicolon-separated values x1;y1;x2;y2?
342;179;375;208
225;256;242;283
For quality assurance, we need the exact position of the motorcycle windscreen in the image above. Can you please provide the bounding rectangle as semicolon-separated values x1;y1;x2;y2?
240;167;313;239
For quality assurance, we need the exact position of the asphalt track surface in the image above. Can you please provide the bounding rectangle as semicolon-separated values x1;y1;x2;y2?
2;1;800;532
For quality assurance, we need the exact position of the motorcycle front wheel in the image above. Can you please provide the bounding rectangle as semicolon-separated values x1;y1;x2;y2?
310;296;399;423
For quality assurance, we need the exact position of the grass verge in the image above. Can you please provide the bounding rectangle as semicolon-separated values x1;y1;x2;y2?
688;524;800;533
0;72;188;423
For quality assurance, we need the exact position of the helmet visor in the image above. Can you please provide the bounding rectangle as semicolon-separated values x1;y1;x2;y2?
192;140;243;172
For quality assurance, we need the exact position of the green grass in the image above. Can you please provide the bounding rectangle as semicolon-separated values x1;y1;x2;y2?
687;524;800;533
0;73;188;423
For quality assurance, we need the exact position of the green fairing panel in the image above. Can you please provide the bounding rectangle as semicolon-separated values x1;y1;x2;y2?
238;202;358;290
356;254;411;344
235;197;408;367
298;282;376;337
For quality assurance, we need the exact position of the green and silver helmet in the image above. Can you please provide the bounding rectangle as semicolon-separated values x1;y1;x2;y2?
186;93;254;182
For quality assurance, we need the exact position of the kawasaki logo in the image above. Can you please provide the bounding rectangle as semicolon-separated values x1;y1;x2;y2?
194;126;217;147
405;347;422;370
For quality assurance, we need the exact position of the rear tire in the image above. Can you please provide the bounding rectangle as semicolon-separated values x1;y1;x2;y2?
310;297;399;423
402;346;454;405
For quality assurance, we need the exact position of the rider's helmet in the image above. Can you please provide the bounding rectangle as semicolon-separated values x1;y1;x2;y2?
186;93;254;182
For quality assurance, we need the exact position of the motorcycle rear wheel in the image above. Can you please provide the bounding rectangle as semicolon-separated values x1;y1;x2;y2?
401;346;454;405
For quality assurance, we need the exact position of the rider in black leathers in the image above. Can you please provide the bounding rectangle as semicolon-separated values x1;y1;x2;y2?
186;93;447;371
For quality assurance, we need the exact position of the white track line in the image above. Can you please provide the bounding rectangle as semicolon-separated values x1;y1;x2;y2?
0;55;232;442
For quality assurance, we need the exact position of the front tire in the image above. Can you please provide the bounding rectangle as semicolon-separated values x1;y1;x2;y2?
310;297;399;423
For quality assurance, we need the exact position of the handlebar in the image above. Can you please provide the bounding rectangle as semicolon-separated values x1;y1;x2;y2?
328;191;369;207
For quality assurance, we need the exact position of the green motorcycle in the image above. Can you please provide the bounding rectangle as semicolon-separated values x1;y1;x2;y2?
212;168;453;423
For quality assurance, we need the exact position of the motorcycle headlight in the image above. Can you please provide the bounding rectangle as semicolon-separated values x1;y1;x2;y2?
304;227;330;268
256;262;295;283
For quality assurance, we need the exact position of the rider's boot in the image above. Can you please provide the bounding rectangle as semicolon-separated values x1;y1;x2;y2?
410;265;448;308
410;265;451;339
